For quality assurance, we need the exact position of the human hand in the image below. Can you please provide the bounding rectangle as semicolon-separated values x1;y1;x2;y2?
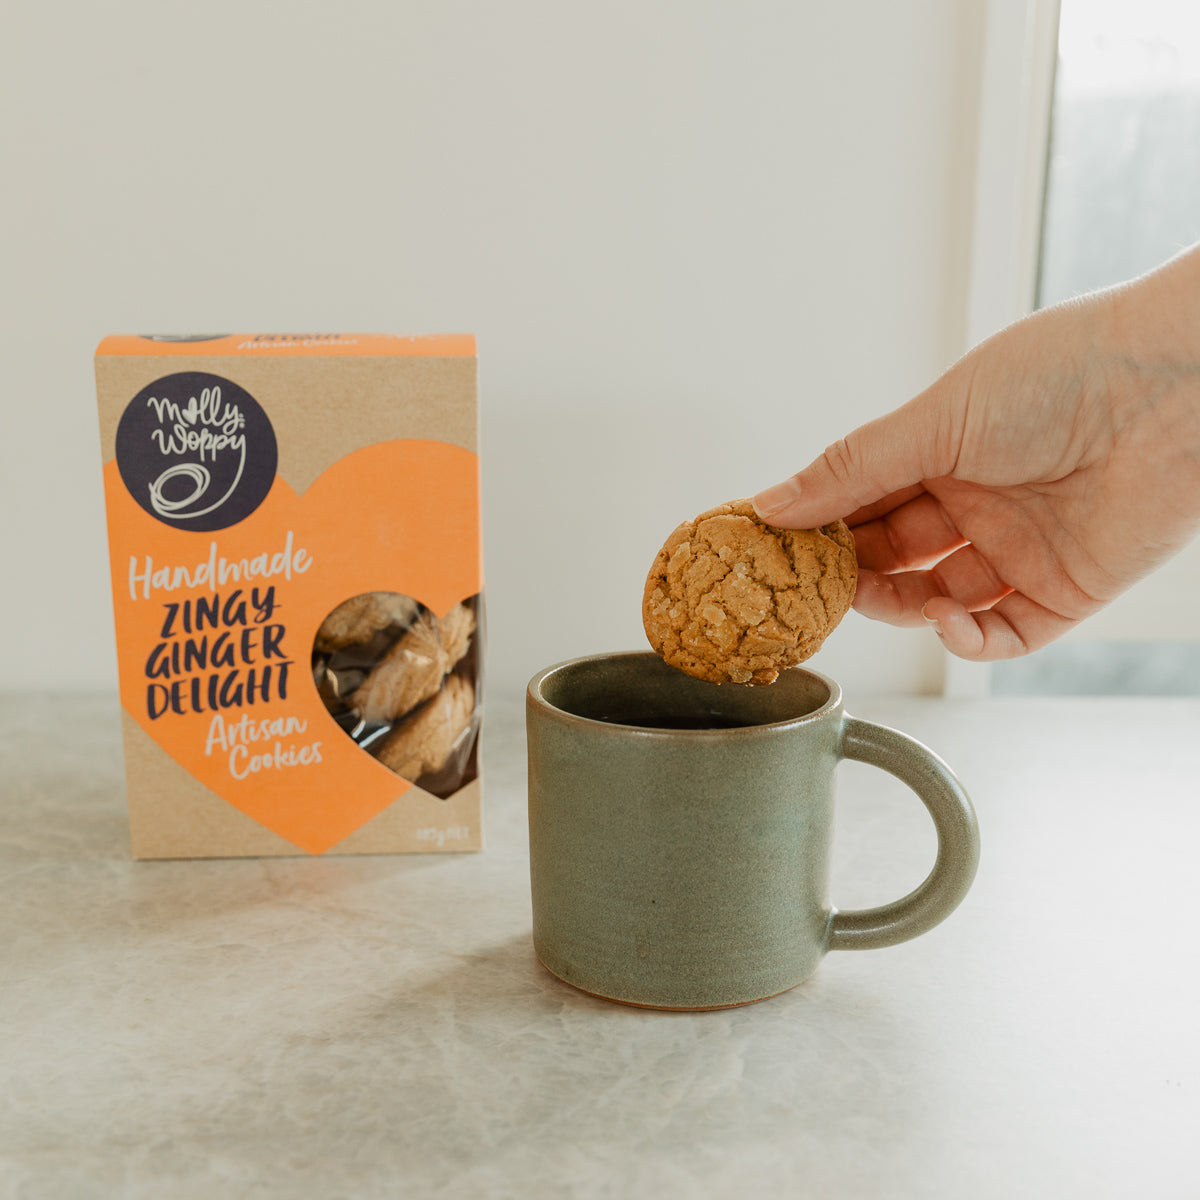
753;248;1200;660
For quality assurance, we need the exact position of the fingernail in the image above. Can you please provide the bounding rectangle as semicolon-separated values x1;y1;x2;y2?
921;602;944;637
752;478;802;518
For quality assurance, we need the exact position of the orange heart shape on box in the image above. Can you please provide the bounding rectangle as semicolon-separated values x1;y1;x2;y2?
103;439;481;854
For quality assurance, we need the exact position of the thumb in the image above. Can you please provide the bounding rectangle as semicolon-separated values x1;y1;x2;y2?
752;389;960;528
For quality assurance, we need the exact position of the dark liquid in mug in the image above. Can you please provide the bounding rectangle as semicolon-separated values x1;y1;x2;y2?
597;711;751;730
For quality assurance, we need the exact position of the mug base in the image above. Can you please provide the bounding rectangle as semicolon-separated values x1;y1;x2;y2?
535;953;800;1011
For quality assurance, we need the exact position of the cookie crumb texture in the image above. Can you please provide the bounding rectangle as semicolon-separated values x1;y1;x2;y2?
312;592;480;798
643;499;857;685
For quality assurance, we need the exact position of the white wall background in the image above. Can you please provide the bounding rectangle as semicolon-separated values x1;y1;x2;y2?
0;0;989;701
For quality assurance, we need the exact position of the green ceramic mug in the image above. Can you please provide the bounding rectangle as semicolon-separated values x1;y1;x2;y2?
526;652;979;1010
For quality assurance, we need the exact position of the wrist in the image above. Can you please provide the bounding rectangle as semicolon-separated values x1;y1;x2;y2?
1103;246;1200;453
1108;243;1200;372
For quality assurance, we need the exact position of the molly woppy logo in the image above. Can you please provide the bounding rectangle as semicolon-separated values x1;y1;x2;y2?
115;372;277;531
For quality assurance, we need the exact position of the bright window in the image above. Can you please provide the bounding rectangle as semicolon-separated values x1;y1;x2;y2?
1037;0;1200;307
992;0;1200;696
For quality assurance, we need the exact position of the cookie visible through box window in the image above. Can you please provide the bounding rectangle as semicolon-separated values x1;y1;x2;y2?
313;591;481;799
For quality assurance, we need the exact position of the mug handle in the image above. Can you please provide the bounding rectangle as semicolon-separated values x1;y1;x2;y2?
828;715;980;952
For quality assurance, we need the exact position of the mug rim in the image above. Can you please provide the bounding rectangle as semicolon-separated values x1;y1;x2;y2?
527;650;843;735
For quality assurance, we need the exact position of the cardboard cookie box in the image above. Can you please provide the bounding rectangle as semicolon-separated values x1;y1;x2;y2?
95;333;483;858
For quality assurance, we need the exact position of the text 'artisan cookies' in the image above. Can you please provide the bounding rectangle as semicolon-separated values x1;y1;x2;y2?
643;499;857;685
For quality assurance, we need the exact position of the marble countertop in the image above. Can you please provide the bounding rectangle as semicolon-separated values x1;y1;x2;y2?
2;689;1198;1198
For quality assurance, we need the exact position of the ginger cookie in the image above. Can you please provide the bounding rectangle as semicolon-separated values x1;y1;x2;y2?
315;592;420;653
350;601;476;725
643;499;856;685
375;675;476;783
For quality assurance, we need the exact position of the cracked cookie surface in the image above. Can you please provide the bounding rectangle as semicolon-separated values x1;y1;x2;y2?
314;591;420;653
642;499;857;685
375;674;476;783
350;601;476;725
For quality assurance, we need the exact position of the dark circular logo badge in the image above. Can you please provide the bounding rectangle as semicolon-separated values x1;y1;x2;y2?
115;371;277;532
